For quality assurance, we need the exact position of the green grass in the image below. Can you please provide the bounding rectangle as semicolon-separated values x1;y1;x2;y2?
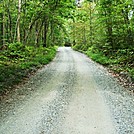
0;43;57;94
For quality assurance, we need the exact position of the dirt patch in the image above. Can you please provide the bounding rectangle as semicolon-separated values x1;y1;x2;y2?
107;69;134;92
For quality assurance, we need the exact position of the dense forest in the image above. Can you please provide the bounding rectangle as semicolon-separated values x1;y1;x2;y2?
72;0;134;84
0;0;134;94
0;0;76;93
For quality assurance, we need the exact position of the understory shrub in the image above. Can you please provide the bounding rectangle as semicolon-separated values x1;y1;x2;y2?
0;43;57;94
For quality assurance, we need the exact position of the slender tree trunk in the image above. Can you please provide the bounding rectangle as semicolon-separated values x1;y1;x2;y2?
73;18;76;46
122;6;133;47
3;12;6;45
36;21;43;47
7;8;13;43
83;26;86;45
0;13;3;45
89;6;93;46
43;17;48;47
43;23;47;47
22;0;26;44
17;0;21;42
104;9;113;51
50;21;54;45
35;21;38;46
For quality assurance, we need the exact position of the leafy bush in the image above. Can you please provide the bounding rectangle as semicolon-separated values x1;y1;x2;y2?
3;42;26;59
73;44;84;51
86;50;110;65
0;43;57;94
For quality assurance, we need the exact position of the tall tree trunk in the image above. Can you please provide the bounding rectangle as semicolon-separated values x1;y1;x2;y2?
3;12;6;45
89;6;93;46
7;8;13;43
36;21;43;47
17;0;21;42
83;26;86;45
43;17;48;47
35;21;38;46
43;23;47;47
22;0;27;44
0;13;3;45
72;18;76;46
122;6;133;47
50;21;54;45
104;8;113;51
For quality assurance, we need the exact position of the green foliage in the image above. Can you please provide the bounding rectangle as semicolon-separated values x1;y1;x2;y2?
71;0;134;81
3;42;27;59
0;0;75;46
0;43;57;94
0;65;28;93
73;44;85;51
86;47;110;65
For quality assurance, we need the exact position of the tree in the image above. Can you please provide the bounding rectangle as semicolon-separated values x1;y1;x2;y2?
0;0;75;47
17;0;21;42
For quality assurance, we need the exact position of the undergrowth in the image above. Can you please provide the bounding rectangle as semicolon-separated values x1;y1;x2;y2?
0;42;57;94
73;45;134;81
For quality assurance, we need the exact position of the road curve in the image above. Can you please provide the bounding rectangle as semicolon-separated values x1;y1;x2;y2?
0;47;133;134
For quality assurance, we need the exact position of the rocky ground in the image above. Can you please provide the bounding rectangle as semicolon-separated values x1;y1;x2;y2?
0;47;133;134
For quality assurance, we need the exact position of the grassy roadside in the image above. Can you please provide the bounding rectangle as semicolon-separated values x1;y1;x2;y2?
86;50;134;79
73;46;134;86
0;43;57;95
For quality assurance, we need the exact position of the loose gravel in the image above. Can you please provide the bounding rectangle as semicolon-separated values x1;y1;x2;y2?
0;47;133;134
85;57;134;134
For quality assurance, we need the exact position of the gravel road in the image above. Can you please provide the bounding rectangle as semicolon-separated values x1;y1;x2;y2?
0;47;134;134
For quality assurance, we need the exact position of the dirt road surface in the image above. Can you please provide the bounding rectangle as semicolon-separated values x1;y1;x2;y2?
0;47;133;134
